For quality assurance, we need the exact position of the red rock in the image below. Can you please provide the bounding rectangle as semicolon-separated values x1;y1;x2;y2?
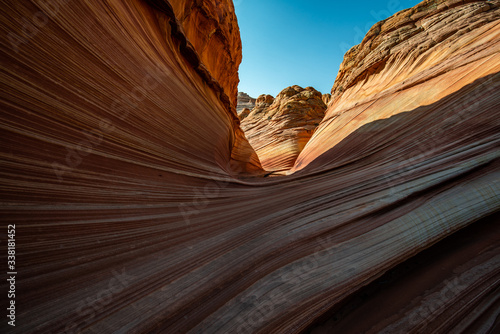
0;0;498;333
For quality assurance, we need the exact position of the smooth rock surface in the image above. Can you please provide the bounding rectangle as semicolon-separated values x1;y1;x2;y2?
0;0;499;333
293;0;500;172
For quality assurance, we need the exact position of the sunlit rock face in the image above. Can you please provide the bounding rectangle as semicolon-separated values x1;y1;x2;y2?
293;0;500;172
241;86;327;171
0;0;499;333
236;91;256;113
168;0;242;109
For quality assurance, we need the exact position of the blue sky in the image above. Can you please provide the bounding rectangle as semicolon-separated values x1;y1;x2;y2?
234;0;422;98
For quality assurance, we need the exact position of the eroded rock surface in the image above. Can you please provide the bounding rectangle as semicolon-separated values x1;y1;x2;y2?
167;0;242;109
294;0;500;172
240;86;327;171
0;0;499;333
236;91;256;113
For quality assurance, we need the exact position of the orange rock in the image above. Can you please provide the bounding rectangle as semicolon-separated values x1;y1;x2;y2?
322;93;332;105
168;0;242;109
0;0;499;333
236;92;256;113
241;86;326;171
293;0;500;172
238;107;251;120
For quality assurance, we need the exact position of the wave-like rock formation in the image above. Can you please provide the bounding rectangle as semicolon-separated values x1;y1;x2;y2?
307;211;500;333
293;0;500;172
0;0;499;333
240;86;327;171
237;92;256;114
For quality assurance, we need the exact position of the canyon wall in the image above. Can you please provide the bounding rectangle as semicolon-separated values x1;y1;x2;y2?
0;0;499;333
293;0;500;173
147;0;261;173
167;0;242;109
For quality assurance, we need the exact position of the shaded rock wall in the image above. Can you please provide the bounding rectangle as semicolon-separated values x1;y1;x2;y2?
240;86;327;171
148;0;261;172
306;212;500;333
0;0;499;333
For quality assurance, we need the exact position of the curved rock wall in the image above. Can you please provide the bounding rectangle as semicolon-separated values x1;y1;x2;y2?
0;0;499;333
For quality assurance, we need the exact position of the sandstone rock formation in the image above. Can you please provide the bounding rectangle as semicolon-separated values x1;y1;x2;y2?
239;107;251;120
293;0;500;173
240;86;327;171
149;0;262;173
322;93;331;105
254;93;275;110
0;0;499;333
236;91;256;113
167;0;242;109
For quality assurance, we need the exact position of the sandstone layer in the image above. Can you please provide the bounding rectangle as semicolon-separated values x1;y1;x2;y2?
240;86;327;171
167;0;242;109
236;91;256;113
0;0;499;333
307;212;500;333
293;0;500;172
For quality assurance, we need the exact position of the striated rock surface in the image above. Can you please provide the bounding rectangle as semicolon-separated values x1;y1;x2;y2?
0;0;499;333
294;0;500;172
307;212;500;333
236;91;256;113
167;0;242;109
240;86;327;171
148;0;261;172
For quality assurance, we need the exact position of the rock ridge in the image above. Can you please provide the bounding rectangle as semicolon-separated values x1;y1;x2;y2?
331;0;499;101
236;91;256;113
294;0;500;172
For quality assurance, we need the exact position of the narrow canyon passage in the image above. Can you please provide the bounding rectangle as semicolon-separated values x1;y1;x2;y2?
0;0;499;333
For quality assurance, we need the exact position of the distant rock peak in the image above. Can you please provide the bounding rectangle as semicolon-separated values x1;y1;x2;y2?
239;85;327;171
236;91;257;114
